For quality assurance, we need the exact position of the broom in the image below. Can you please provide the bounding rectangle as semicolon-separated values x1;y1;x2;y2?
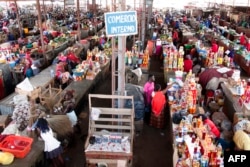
46;115;73;140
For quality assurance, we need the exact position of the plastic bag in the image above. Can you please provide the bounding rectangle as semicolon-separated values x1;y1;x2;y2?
66;110;77;127
172;111;184;124
91;108;102;120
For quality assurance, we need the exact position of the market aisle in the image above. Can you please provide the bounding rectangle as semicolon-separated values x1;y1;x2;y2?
132;55;173;167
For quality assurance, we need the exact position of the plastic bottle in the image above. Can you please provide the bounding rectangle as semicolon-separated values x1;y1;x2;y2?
50;69;54;78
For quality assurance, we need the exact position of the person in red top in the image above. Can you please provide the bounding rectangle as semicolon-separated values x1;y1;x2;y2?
204;118;220;138
183;15;187;24
240;32;247;46
172;28;179;47
150;83;174;129
211;40;219;53
183;54;193;73
195;114;220;138
246;39;250;51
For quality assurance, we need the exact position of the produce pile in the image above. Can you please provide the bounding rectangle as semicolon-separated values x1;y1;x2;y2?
11;102;30;132
48;36;68;48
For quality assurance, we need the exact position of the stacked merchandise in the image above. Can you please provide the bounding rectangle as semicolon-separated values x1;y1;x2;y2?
163;46;184;72
175;117;224;167
169;71;198;114
72;47;109;81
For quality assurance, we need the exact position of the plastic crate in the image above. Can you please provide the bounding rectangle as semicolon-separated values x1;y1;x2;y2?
0;135;33;158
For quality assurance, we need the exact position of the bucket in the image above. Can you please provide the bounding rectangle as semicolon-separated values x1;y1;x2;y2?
175;71;183;80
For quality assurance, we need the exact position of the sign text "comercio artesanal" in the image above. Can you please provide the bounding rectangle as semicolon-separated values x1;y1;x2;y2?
104;11;138;37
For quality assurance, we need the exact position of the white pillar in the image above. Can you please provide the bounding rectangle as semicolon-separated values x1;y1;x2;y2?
117;0;126;96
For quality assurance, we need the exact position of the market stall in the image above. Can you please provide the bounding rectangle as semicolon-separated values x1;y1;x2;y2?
0;48;111;167
220;69;250;124
85;94;134;167
169;71;224;167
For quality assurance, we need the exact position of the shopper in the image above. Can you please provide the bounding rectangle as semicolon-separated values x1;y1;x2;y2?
152;28;158;40
172;28;179;47
150;83;173;129
183;54;193;73
143;74;155;124
211;40;219;53
155;38;163;58
195;114;220;138
35;118;65;167
240;32;247;46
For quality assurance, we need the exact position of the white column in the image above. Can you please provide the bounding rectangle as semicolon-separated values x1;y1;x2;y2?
117;0;126;96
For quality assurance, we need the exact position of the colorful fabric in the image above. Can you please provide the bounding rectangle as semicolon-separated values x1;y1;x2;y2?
198;68;233;90
172;30;179;41
143;82;154;105
151;91;166;116
240;35;246;46
211;43;218;53
183;59;193;73
150;107;166;129
45;145;63;159
155;45;162;57
204;118;220;138
25;68;34;78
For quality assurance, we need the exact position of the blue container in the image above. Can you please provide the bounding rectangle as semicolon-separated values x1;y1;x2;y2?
73;69;84;77
9;61;16;68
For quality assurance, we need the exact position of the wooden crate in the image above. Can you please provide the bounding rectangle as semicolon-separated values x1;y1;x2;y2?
15;87;41;99
39;85;62;113
85;94;134;167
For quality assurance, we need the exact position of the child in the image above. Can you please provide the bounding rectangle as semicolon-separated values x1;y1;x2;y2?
35;118;65;167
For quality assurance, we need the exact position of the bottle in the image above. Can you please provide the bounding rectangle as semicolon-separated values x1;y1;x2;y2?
50;69;54;78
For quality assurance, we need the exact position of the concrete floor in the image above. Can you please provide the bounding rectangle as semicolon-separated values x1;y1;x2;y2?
60;56;173;167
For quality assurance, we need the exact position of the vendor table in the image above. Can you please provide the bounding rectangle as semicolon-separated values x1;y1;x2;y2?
7;139;45;167
221;82;245;123
234;53;250;76
0;64;55;115
170;103;216;167
236;26;250;38
63;60;110;114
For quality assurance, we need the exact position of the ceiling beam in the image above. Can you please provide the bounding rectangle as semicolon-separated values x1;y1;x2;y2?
0;0;64;2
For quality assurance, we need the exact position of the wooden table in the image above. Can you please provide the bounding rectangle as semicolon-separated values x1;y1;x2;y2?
221;82;244;123
0;64;55;115
7;139;45;167
234;53;250;76
62;60;110;113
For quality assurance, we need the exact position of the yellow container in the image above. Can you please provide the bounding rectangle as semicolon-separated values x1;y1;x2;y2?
0;58;6;64
24;28;29;34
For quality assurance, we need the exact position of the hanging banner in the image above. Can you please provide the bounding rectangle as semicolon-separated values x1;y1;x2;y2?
104;11;138;37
